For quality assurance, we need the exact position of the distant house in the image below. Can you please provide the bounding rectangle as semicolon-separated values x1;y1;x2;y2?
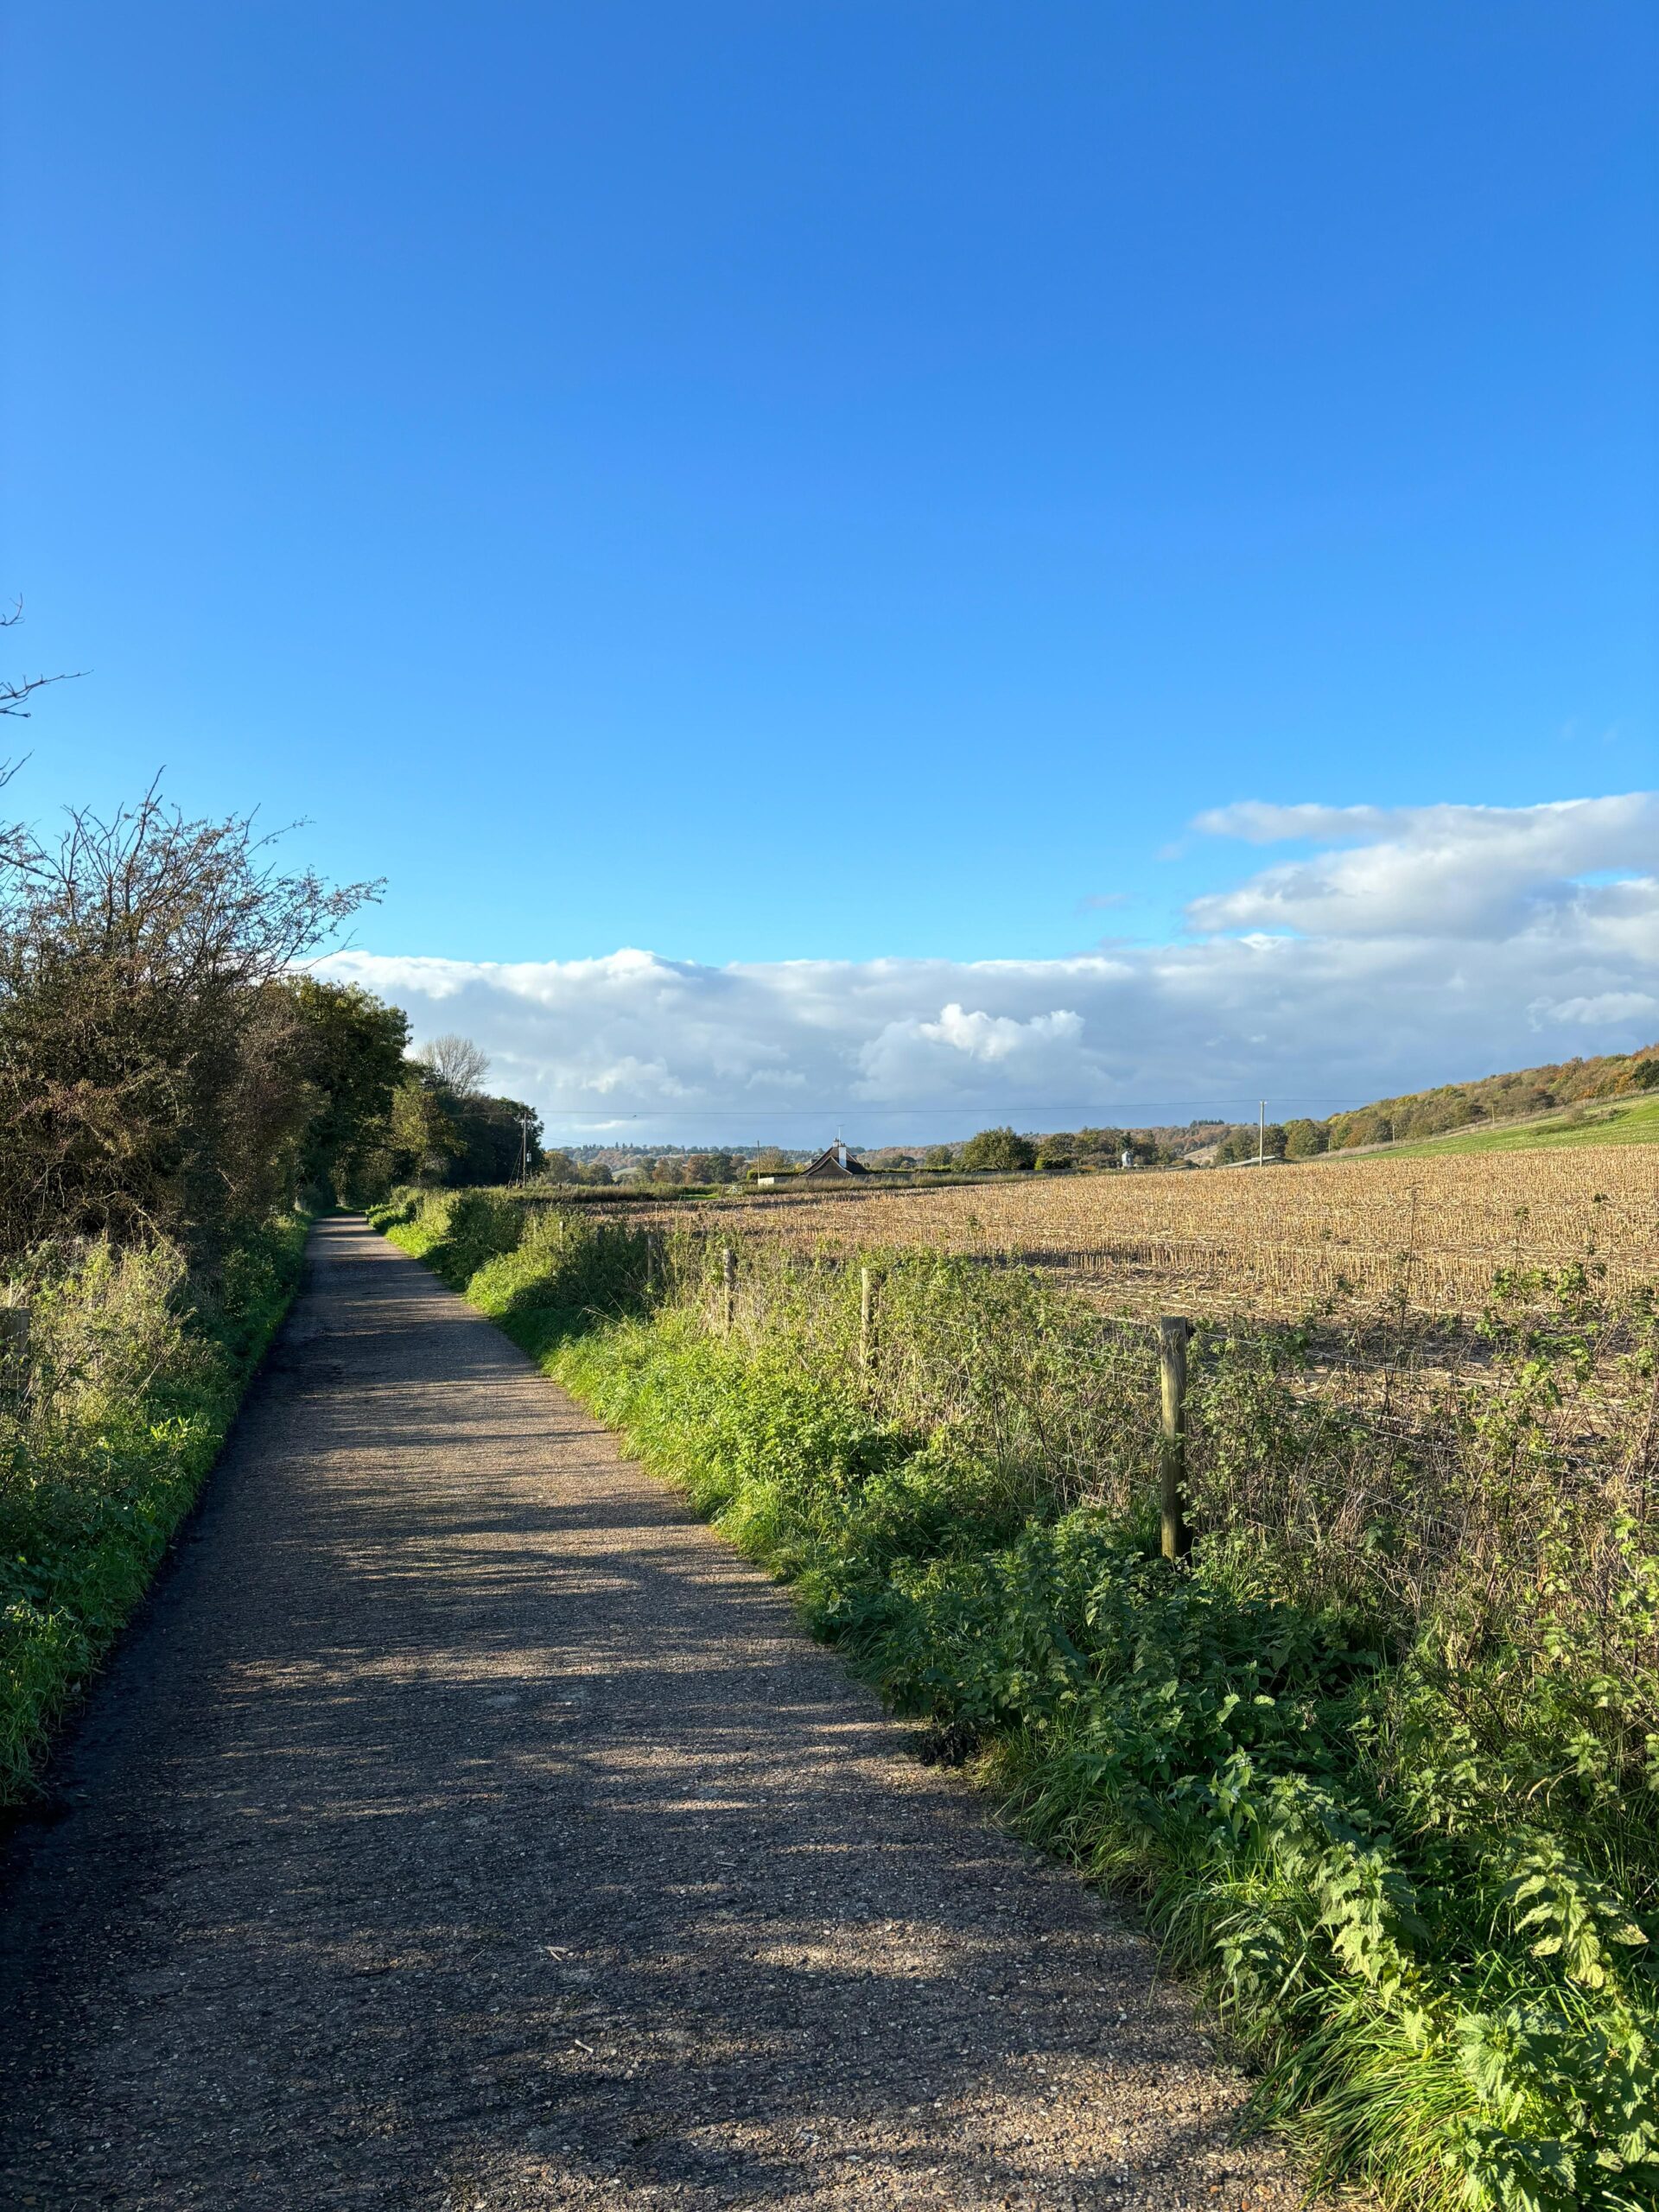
755;1141;868;1188
801;1141;867;1179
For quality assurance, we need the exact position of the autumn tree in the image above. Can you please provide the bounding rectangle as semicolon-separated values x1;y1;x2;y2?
1282;1116;1329;1160
0;789;377;1256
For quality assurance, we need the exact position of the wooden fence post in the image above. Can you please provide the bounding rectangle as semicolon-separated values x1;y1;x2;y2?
721;1245;736;1337
859;1266;875;1371
0;1304;31;1411
1158;1315;1192;1562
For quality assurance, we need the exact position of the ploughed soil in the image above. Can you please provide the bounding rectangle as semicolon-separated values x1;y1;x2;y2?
0;1217;1341;2209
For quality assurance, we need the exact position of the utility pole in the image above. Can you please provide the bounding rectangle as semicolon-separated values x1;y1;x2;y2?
1258;1100;1265;1167
515;1115;534;1185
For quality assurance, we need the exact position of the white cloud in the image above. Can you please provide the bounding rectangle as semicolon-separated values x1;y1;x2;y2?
1189;794;1659;941
1192;802;1395;844
1530;991;1659;1029
319;795;1659;1141
915;1004;1084;1064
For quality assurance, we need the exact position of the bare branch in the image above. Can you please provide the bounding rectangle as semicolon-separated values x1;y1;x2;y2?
1;598;86;717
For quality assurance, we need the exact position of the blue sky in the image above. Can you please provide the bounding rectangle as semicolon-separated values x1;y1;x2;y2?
4;5;1657;1135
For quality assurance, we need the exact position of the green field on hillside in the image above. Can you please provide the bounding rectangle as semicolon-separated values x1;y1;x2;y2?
1376;1091;1659;1160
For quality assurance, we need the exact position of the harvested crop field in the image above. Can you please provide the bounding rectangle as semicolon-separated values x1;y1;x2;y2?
582;1146;1659;1320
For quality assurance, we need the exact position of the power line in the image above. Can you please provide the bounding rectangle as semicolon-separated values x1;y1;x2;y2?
532;1097;1370;1123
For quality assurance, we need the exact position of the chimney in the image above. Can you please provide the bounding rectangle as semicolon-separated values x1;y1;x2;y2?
838;1141;848;1168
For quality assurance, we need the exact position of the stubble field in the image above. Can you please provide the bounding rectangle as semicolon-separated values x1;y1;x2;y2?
592;1144;1659;1320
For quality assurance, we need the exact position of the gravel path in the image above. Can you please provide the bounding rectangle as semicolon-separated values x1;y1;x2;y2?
0;1217;1336;2211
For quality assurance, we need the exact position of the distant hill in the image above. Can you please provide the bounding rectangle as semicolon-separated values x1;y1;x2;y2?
1325;1042;1659;1148
1376;1092;1659;1160
1211;1041;1659;1162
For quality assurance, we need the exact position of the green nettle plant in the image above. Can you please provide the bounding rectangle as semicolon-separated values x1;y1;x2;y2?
377;1187;1659;2212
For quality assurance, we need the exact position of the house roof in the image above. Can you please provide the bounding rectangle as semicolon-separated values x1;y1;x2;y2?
798;1143;868;1178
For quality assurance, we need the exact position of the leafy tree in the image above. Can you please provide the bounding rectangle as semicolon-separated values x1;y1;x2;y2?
923;1145;956;1170
1034;1132;1075;1170
1282;1116;1329;1160
451;1094;543;1185
0;788;376;1255
1073;1126;1127;1165
1330;1109;1393;1150
1216;1122;1287;1164
390;1026;541;1186
1124;1131;1168;1166
537;1144;608;1187
388;1072;463;1186
621;1152;696;1186
958;1126;1037;1172
290;979;410;1204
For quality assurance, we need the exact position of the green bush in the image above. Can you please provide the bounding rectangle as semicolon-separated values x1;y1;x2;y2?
0;1215;307;1804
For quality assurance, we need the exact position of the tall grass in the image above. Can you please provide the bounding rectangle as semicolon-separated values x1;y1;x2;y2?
0;1216;307;1805
376;1186;1659;2212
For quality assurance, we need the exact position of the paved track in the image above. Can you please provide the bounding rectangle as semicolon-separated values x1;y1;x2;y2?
0;1217;1327;2210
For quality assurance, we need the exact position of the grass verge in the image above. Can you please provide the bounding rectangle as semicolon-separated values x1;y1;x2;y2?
1370;1094;1659;1160
376;1187;1659;2212
0;1215;308;1808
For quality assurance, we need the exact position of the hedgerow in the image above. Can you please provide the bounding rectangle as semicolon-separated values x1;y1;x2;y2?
378;1187;1659;2212
0;1215;308;1806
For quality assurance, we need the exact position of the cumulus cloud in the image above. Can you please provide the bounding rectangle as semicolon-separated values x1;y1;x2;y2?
1187;794;1659;941
319;795;1659;1141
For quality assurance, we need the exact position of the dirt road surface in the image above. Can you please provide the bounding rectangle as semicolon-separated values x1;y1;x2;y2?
0;1217;1334;2210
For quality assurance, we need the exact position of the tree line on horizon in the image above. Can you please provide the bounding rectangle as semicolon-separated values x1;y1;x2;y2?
1207;1042;1659;1162
8;729;1653;1254
877;1044;1659;1177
